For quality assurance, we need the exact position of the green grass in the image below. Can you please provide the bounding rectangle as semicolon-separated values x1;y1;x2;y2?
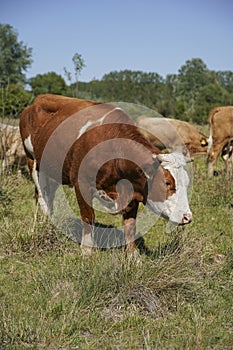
0;157;232;349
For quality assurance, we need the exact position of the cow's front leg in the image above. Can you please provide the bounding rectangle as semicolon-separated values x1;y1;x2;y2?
207;144;222;177
207;149;216;177
123;201;139;255
75;186;95;257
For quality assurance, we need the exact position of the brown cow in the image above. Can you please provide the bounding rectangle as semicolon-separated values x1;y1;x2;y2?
0;123;26;170
137;117;208;156
20;94;192;256
207;106;233;176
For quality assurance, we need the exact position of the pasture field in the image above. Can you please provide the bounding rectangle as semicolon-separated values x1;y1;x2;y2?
0;156;232;349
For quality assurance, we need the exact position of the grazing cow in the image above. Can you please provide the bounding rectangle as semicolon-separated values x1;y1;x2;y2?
137;117;208;156
207;106;233;176
20;94;192;256
0;123;26;170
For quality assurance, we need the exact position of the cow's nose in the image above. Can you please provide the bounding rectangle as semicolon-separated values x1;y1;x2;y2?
181;213;192;225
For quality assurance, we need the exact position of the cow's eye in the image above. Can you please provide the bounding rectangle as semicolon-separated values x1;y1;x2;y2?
166;181;176;191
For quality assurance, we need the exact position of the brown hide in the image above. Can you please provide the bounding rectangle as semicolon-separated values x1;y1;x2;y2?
20;94;176;254
137;117;208;156
207;106;233;176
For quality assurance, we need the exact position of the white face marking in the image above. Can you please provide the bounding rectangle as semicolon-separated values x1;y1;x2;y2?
24;135;34;157
147;153;192;225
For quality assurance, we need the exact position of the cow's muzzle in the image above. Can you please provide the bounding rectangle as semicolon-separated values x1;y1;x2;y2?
181;213;192;225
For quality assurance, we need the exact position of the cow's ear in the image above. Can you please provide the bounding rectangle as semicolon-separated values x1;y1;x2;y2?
141;163;154;180
151;154;162;170
152;153;162;164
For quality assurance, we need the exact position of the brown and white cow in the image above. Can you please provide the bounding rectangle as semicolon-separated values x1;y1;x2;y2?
207;106;233;176
137;117;208;156
0;123;26;170
20;94;192;256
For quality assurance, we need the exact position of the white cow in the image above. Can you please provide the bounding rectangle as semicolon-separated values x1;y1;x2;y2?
0;123;26;170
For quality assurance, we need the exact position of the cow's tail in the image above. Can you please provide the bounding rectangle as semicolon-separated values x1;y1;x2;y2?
208;106;222;124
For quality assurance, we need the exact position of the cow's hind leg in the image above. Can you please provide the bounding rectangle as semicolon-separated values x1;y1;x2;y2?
75;185;96;257
223;142;233;176
31;160;58;216
224;157;233;176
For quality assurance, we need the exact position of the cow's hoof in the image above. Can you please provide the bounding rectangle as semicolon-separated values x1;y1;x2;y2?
127;249;142;266
81;245;96;259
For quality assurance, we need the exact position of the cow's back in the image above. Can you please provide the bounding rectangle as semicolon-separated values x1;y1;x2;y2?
137;117;178;148
31;98;128;163
209;106;233;141
137;117;208;155
20;95;140;181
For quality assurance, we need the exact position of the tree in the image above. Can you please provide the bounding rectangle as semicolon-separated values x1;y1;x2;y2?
72;53;85;79
194;83;231;123
29;72;67;96
216;71;233;93
175;58;215;120
0;23;33;86
99;70;164;107
176;58;212;101
0;84;32;119
64;53;86;97
72;53;86;97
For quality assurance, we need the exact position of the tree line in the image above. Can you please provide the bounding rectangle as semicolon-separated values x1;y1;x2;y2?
1;23;233;124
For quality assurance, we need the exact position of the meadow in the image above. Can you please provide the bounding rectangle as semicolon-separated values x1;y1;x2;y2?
0;155;232;349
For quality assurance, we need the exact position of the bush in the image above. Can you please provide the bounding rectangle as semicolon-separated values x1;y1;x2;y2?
0;84;33;119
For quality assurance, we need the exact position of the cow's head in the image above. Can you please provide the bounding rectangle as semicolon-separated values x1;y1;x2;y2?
147;152;192;226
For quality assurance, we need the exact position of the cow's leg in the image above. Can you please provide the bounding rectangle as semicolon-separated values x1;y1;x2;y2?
25;157;38;201
123;201;139;254
26;156;58;215
225;143;233;176
225;157;233;176
38;171;59;215
229;158;233;175
207;144;223;177
75;185;95;257
30;160;53;215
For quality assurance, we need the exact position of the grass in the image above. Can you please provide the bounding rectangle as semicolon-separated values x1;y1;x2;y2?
0;156;232;349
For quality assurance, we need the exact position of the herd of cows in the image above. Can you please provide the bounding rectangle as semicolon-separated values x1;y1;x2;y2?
0;94;232;255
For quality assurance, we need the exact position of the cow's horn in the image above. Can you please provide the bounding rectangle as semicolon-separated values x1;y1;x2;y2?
152;153;163;163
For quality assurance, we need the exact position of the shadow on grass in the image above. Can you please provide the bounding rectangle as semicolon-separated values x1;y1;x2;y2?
58;217;125;250
135;231;184;259
57;216;184;259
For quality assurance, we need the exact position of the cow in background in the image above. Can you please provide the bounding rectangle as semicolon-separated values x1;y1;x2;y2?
207;106;233;176
20;94;192;256
137;117;208;156
0;123;26;170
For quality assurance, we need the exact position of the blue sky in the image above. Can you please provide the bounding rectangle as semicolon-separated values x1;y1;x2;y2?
1;0;233;82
